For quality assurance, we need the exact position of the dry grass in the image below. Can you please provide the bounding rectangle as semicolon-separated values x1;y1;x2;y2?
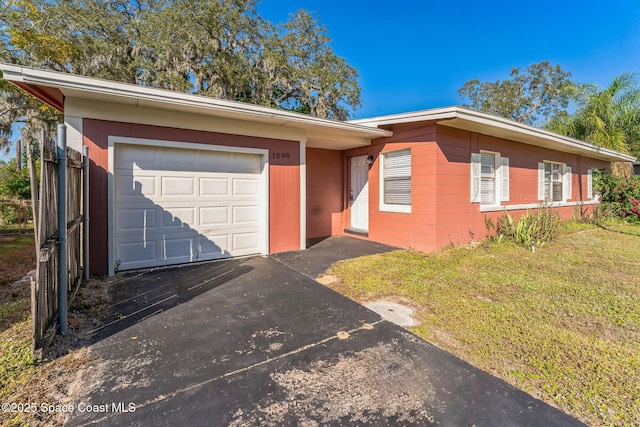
0;234;97;426
327;221;640;427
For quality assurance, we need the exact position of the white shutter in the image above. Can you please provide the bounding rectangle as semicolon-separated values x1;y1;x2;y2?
587;169;593;199
471;153;481;203
500;156;509;202
383;150;411;205
564;165;572;201
538;163;546;201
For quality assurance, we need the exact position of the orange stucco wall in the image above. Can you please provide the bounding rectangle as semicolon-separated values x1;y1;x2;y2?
340;123;611;252
435;125;609;248
343;124;439;250
306;148;343;239
83;118;301;275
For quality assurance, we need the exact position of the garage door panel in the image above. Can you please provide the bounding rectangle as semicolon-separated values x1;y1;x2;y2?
232;205;259;224
160;207;195;228
200;206;230;226
200;178;230;196
196;150;262;174
114;143;265;271
161;147;195;168
196;150;232;172
199;235;230;258
161;176;196;197
116;241;158;269
117;208;157;232
229;153;262;174
233;178;260;196
233;232;260;252
163;236;196;261
116;175;157;198
115;145;159;171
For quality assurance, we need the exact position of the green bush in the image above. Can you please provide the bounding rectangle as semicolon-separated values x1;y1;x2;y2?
0;200;32;227
0;160;31;200
594;172;640;222
488;205;560;249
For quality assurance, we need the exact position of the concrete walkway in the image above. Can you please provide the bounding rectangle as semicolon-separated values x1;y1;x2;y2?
66;237;584;426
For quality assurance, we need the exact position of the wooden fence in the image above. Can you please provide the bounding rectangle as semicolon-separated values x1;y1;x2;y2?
29;132;87;358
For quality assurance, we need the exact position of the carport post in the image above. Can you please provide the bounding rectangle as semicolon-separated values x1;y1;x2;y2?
57;124;68;334
82;145;89;282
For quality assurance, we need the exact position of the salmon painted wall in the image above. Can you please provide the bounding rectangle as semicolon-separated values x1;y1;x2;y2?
434;125;610;248
306;148;343;238
342;122;611;253
83;118;300;274
343;123;439;251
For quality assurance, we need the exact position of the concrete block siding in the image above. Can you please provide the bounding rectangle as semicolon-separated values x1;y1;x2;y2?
307;123;610;253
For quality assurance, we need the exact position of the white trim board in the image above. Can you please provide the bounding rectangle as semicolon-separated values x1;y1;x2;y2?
480;200;599;213
107;136;269;276
299;138;307;249
352;106;635;163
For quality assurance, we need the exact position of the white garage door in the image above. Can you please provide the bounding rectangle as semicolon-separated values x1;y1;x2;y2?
113;143;265;271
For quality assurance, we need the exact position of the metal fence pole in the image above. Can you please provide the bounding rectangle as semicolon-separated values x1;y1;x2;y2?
57;124;68;334
82;145;89;282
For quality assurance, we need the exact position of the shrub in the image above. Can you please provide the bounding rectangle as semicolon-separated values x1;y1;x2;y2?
0;161;31;200
487;204;560;249
594;172;640;222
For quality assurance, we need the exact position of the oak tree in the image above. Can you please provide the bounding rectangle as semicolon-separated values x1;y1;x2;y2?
458;61;575;125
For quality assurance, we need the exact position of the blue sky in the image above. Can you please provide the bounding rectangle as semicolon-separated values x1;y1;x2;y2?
260;0;640;119
3;1;640;161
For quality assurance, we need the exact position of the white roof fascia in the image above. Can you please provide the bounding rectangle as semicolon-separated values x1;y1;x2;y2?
352;106;636;163
0;63;391;140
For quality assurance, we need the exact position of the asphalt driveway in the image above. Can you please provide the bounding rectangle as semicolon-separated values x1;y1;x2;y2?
66;237;584;426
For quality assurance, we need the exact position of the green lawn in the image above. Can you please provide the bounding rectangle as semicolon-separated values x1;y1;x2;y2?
327;221;640;427
0;234;38;424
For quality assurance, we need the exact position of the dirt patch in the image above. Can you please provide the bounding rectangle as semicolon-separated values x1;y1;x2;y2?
3;348;94;426
1;275;116;426
0;234;36;288
229;342;440;426
0;235;36;330
316;274;339;285
362;295;422;311
428;326;462;351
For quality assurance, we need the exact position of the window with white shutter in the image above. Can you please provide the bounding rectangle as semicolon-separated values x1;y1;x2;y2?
587;169;595;199
480;153;497;204
380;149;411;213
539;161;572;202
471;151;509;206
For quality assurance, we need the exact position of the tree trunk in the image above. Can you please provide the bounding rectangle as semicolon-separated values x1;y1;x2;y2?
16;139;22;172
612;161;633;178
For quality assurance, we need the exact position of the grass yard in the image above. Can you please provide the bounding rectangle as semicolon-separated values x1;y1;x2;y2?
327;221;640;427
0;233;102;426
0;234;38;424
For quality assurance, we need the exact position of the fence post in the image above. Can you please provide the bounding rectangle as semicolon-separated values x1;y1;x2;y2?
82;145;89;282
27;141;39;248
57;124;68;334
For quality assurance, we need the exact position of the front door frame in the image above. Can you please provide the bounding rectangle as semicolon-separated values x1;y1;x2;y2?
349;155;369;232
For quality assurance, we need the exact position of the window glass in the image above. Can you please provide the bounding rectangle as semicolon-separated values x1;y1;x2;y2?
383;150;411;206
480;153;496;205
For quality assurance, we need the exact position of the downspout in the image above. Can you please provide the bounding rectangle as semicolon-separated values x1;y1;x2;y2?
578;155;583;202
57;124;68;334
82;145;89;282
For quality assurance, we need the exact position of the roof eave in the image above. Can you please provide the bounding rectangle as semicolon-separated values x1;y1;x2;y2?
352;106;636;163
0;63;392;141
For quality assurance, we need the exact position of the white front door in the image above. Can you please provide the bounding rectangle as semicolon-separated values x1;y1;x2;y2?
350;155;369;231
